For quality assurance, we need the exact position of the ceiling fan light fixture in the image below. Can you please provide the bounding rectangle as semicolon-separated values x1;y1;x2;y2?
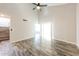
37;6;40;10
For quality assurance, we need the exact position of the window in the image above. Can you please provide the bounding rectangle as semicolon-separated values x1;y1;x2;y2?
0;17;10;27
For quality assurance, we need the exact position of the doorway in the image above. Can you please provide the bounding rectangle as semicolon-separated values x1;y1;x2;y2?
35;22;53;50
41;22;52;50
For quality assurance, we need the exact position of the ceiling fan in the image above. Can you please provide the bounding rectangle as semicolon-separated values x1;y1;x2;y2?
32;3;47;10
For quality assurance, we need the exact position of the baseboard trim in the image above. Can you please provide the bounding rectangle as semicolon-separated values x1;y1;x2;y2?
55;39;76;46
10;37;34;43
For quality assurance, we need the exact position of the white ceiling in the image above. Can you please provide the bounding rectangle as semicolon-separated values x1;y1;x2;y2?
47;3;67;6
40;3;67;6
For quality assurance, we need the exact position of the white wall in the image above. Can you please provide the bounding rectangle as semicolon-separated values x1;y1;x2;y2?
10;4;37;42
76;4;79;47
40;3;76;44
0;3;37;42
0;3;77;44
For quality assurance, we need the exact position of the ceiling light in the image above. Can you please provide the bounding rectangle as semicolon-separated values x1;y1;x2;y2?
37;6;40;10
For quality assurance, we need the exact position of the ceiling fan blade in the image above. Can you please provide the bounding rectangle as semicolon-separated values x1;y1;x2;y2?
40;5;47;7
32;3;38;6
33;7;36;10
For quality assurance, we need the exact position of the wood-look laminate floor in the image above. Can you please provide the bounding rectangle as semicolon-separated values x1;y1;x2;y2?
13;39;79;56
0;39;79;56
